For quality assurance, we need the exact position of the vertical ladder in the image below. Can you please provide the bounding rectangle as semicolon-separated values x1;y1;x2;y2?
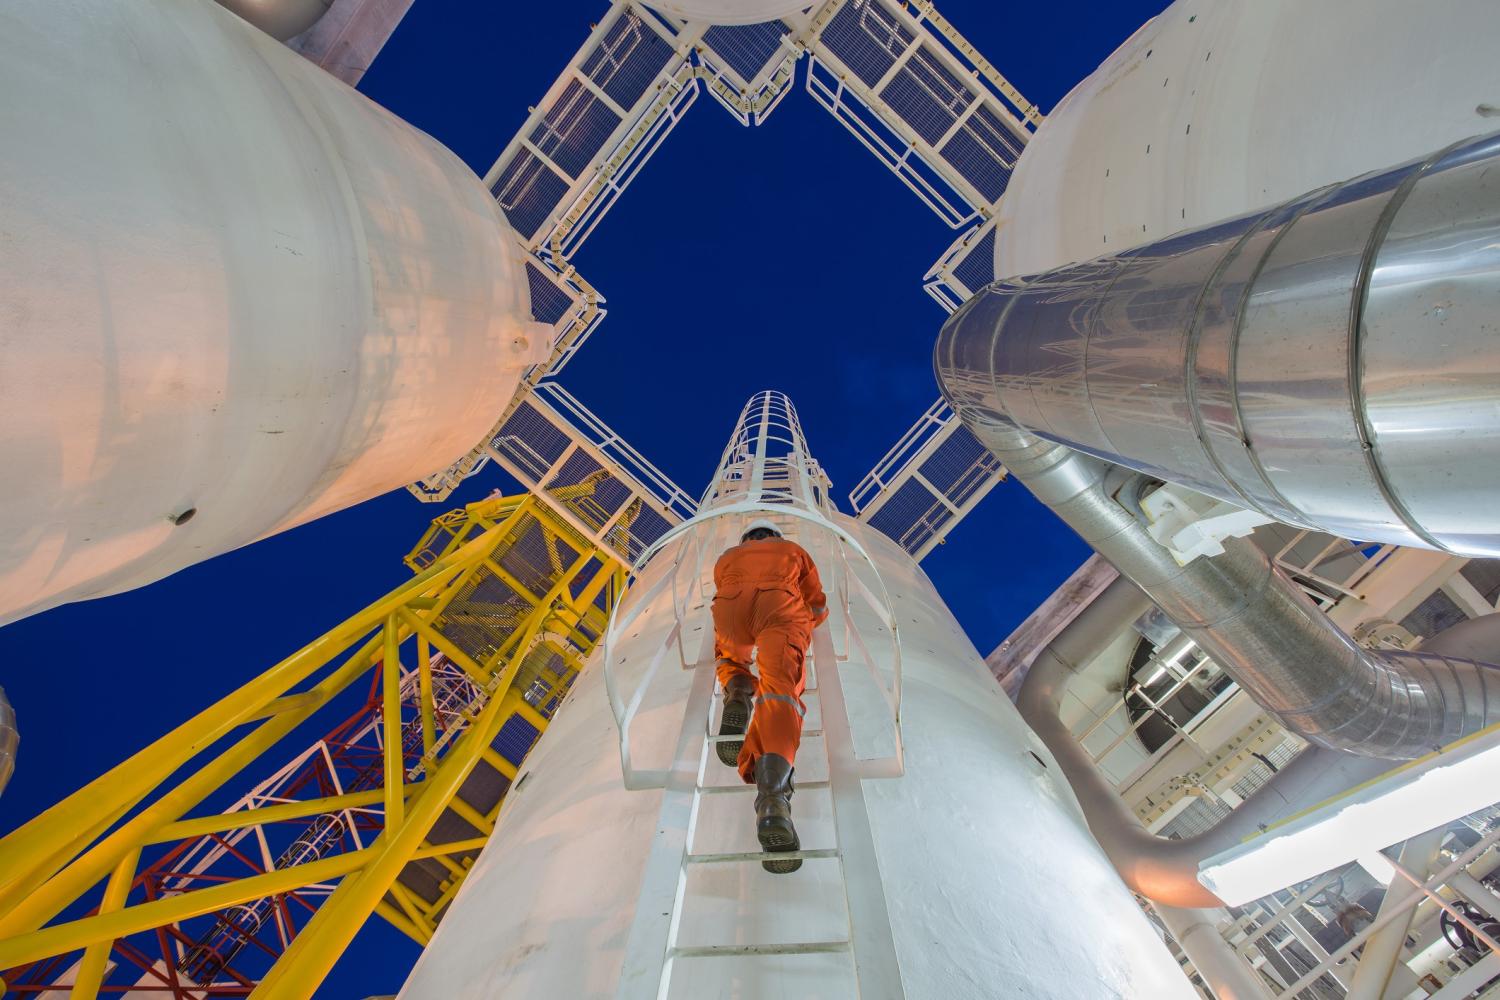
616;606;906;999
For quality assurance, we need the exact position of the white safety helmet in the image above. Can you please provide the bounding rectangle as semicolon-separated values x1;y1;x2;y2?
740;518;782;542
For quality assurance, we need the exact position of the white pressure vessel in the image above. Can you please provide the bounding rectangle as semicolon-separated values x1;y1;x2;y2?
0;0;548;625
400;514;1197;999
995;0;1500;277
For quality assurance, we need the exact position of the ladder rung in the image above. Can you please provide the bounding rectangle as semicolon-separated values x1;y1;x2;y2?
686;847;840;865
705;728;823;744
669;940;852;959
697;779;831;794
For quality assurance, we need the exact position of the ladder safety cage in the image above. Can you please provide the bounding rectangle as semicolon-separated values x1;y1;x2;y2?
602;394;910;996
850;398;1007;560
601;501;905;791
603;391;904;792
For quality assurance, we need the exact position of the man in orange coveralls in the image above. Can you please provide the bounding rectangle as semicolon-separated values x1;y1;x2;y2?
712;518;827;874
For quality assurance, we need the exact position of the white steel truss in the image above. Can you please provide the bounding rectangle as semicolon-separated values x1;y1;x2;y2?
408;1;1038;563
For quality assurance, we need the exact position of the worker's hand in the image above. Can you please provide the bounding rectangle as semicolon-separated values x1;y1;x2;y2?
810;604;828;627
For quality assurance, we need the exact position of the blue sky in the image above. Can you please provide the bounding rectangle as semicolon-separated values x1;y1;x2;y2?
0;2;1168;994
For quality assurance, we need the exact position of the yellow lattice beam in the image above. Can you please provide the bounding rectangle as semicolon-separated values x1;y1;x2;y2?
0;492;621;998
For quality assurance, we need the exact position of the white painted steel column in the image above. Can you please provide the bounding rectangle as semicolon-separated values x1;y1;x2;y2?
1450;871;1500;923
1155;905;1272;1000
1346;829;1448;1000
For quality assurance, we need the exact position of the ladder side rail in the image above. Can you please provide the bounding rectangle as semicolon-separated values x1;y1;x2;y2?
835;545;905;779
615;621;719;999
811;621;907;999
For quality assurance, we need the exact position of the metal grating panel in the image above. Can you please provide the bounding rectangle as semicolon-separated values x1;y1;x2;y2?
528;79;623;179
819;0;914;87
1461;559;1500;606
543;450;634;531
1400;588;1469;640
805;57;976;228
1229;738;1302;801
950;225;997;296
580;9;676;108
920;424;1001;505
852;399;1007;560
939;103;1024;202
878;45;973;145
1159;795;1234;840
702;20;787;82
866;478;947;555
493;398;573;479
438;569;532;666
491;151;570;241
482;384;697;566
619;503;672;556
533;383;698;523
492;715;542;766
525;261;574;325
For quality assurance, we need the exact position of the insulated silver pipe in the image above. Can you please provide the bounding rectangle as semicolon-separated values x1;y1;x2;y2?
987;423;1500;759
1017;574;1390;907
936;130;1500;558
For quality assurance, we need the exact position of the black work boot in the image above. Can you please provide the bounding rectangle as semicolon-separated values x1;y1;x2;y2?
754;753;801;874
716;675;755;767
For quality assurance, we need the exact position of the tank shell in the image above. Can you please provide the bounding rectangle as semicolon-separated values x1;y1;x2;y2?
0;0;545;624
996;0;1500;277
400;516;1196;999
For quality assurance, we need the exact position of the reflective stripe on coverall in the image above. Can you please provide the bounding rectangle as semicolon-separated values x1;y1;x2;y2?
711;537;828;783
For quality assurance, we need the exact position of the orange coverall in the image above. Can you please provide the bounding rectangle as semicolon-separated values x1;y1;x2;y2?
711;537;828;783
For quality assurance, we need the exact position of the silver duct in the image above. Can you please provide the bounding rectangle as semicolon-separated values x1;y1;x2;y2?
0;686;15;796
935;130;1500;558
977;422;1500;759
1018;573;1390;908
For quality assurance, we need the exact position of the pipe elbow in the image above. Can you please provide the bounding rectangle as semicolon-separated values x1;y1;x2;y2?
214;0;332;40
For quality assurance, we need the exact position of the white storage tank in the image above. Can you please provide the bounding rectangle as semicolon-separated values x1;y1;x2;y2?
0;0;548;625
995;0;1500;277
400;508;1198;999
